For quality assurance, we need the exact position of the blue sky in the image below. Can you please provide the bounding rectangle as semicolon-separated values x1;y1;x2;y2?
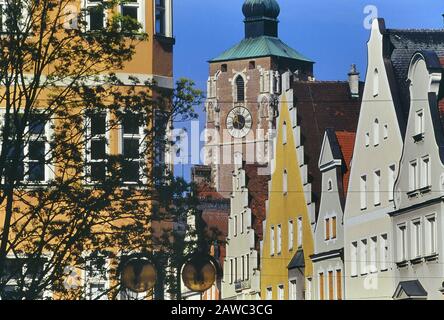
172;0;444;180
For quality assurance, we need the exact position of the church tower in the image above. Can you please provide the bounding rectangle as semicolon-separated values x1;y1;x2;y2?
204;0;314;197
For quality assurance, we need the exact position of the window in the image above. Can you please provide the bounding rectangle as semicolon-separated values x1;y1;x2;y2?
86;112;107;182
240;212;244;234
249;61;256;70
420;156;431;189
373;68;379;97
121;0;142;28
397;224;407;262
245;254;250;280
234;257;238;282
360;239;368;275
241;255;245;280
2;113;50;183
388;165;396;202
297;217;303;248
425;215;437;255
415;110;424;135
288;220;294;251
351;242;358;277
266;287;272;300
328;271;334;300
289;280;297;300
277;224;282;254
365;132;370;147
85;0;105;31
235;76;245;102
319;273;325;300
229;259;233;284
234;215;238;237
373;119;379;146
270;226;275;256
277;285;284;300
360;175;367;210
370;236;377;273
336;270;342;300
327;179;333;191
409;160;418;191
283;169;288;194
282;121;287;145
221;64;227;72
331;216;337;239
325;218;331;241
155;0;166;35
383;124;388;140
85;253;108;300
0;0;6;32
121;112;142;183
380;234;388;271
0;1;30;34
412;219;422;258
374;170;381;206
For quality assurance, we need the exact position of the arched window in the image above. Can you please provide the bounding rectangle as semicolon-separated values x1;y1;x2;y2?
235;76;245;102
373;68;379;97
282;121;287;145
283;169;288;194
373;119;380;146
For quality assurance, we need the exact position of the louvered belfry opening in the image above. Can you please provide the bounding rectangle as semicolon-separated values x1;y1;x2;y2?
236;76;245;102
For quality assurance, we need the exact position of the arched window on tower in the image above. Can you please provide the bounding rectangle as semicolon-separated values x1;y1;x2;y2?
235;76;245;102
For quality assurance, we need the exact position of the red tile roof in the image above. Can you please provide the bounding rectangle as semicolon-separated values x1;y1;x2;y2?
335;131;356;197
245;164;270;251
292;81;362;220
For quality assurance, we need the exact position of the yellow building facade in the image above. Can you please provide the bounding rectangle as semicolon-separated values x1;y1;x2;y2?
0;0;174;300
260;85;314;300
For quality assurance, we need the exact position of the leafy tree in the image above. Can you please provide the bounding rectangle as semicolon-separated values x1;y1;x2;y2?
0;0;204;300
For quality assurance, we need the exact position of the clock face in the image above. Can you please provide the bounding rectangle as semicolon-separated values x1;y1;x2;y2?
226;107;253;138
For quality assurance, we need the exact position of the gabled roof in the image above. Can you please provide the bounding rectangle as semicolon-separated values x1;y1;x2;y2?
292;81;362;219
393;280;428;300
335;131;356;197
377;19;444;136
210;36;313;63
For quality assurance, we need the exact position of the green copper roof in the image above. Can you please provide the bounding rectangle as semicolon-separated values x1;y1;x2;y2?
210;36;313;63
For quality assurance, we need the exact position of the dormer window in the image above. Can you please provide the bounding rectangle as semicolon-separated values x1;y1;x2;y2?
235;75;245;102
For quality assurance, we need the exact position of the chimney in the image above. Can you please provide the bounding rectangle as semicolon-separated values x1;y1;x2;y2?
348;64;360;98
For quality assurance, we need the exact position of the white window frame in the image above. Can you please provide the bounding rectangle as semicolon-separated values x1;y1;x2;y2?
397;223;407;262
83;0;107;31
415;109;424;135
119;0;145;32
234;215;238;237
373;170;381;206
420;156;431;189
380;234;388;271
360;175;367;210
283;169;288;195
411;219;422;259
359;239;368;275
373;119;379;146
270;225;275;256
266;287;272;300
388;164;396;202
282;121;287;145
350;241;358;277
288;220;294;251
277;224;282;254
0;111;54;185
369;236;377;273
297;217;303;248
409;160;418;191
289;279;297;300
83;253;109;300
277;284;284;300
85;111;110;184
119;112;146;185
425;214;437;256
383;124;388;140
373;68;379;97
365;132;370;147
